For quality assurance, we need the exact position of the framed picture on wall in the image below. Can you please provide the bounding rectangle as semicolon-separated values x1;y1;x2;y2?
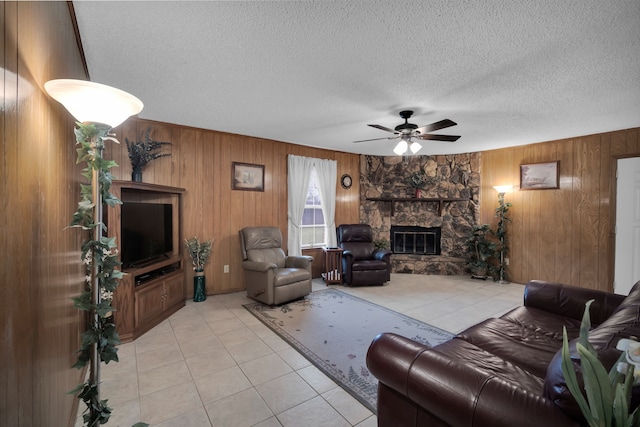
232;162;264;191
520;161;559;190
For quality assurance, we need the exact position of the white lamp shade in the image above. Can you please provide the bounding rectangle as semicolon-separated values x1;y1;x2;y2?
409;141;422;154
393;140;408;155
45;79;143;128
493;185;513;194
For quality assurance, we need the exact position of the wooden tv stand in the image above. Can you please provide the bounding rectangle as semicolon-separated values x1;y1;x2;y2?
108;181;186;343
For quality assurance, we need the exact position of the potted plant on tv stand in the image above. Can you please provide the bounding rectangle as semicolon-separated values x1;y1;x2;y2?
125;127;172;182
185;237;213;302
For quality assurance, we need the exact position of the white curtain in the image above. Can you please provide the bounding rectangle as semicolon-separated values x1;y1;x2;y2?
314;158;338;248
287;155;314;256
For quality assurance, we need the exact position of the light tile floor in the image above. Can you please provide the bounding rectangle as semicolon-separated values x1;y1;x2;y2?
78;274;524;427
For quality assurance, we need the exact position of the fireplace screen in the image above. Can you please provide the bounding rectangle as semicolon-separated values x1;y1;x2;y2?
390;226;441;255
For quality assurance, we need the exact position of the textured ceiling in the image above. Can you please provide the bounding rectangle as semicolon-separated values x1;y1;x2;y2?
72;1;640;156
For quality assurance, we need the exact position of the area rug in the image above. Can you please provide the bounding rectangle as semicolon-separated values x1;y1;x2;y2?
243;288;454;412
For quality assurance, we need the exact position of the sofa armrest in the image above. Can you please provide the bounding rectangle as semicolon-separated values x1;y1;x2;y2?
524;280;625;324
367;333;579;427
241;260;277;273
285;255;313;269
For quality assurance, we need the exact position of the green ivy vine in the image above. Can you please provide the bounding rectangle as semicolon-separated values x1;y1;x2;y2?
68;123;124;426
493;193;512;281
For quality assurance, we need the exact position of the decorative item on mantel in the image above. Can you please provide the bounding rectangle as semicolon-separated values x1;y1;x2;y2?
125;127;172;182
185;237;213;302
407;171;431;198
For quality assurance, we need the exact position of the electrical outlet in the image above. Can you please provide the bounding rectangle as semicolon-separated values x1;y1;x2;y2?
505;257;510;266
223;265;229;273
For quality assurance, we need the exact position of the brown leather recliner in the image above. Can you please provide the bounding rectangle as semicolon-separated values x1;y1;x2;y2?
337;224;391;286
239;226;313;305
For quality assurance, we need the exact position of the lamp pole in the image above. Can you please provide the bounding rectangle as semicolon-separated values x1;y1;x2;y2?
493;185;512;284
45;80;143;425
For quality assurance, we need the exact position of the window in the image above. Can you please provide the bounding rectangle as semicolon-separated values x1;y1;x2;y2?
300;168;325;248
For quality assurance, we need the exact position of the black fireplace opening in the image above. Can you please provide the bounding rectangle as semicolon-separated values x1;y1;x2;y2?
391;226;441;255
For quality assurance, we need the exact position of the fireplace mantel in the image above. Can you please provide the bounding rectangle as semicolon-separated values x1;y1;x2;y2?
366;197;470;216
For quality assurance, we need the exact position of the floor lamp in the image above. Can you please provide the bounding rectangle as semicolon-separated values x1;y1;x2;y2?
45;79;143;424
493;185;512;284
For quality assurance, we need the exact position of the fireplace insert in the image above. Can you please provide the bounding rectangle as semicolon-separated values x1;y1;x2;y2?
390;226;441;255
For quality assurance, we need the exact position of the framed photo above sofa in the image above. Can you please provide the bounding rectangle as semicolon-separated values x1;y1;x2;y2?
520;161;559;190
232;162;264;191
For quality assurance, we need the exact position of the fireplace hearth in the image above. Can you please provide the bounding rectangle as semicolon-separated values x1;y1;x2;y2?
390;226;441;255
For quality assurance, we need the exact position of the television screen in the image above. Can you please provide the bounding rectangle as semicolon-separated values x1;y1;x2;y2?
120;202;173;268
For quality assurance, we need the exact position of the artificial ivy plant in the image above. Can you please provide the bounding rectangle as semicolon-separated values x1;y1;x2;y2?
493;193;512;282
69;123;147;427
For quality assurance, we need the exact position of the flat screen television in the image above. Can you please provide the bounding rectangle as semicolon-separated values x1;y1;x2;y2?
120;202;173;268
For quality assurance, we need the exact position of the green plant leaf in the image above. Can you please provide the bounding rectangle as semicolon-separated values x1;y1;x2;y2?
613;383;629;427
580;300;597;356
578;342;613;425
561;327;595;424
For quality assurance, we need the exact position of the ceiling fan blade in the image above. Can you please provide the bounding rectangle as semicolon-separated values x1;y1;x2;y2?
353;136;399;143
415;119;457;134
368;124;398;134
416;134;461;142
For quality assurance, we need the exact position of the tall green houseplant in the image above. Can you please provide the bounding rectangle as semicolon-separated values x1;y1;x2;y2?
464;224;498;279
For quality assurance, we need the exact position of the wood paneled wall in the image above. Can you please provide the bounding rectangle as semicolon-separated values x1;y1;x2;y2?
2;2;88;426
480;128;640;291
106;118;361;297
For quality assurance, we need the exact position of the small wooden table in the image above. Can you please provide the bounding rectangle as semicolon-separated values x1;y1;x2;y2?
323;247;343;285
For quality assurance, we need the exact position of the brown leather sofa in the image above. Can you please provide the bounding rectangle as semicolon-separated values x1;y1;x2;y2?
337;224;391;286
239;226;313;305
367;280;640;427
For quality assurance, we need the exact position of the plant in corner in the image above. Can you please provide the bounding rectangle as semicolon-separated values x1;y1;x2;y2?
125;127;172;182
373;238;390;251
185;237;213;302
464;224;498;279
561;300;640;426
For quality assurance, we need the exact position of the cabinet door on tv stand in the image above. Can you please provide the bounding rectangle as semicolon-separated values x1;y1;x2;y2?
164;273;185;309
135;283;164;328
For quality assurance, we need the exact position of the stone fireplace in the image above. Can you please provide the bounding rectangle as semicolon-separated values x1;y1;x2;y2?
360;154;481;275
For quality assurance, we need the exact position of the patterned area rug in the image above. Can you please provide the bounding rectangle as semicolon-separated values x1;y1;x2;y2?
243;288;454;412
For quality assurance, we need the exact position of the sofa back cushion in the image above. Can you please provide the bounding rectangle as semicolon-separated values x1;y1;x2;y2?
337;224;375;260
240;226;286;268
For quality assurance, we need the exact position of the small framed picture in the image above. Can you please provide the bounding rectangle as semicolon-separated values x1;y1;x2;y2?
232;162;264;192
520;161;559;190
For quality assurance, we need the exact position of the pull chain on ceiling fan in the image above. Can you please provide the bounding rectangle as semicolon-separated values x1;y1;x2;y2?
354;110;461;155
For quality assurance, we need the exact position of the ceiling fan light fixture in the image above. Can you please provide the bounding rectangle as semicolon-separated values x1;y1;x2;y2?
393;140;408;155
410;141;422;154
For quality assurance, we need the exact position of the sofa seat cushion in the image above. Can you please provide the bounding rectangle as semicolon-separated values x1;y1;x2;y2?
274;268;310;287
351;259;388;271
457;318;564;378
435;339;546;393
500;306;582;341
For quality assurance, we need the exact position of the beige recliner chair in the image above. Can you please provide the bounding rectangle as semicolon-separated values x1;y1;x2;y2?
239;226;313;305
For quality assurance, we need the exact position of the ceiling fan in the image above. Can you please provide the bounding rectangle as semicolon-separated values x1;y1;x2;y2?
354;110;461;155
